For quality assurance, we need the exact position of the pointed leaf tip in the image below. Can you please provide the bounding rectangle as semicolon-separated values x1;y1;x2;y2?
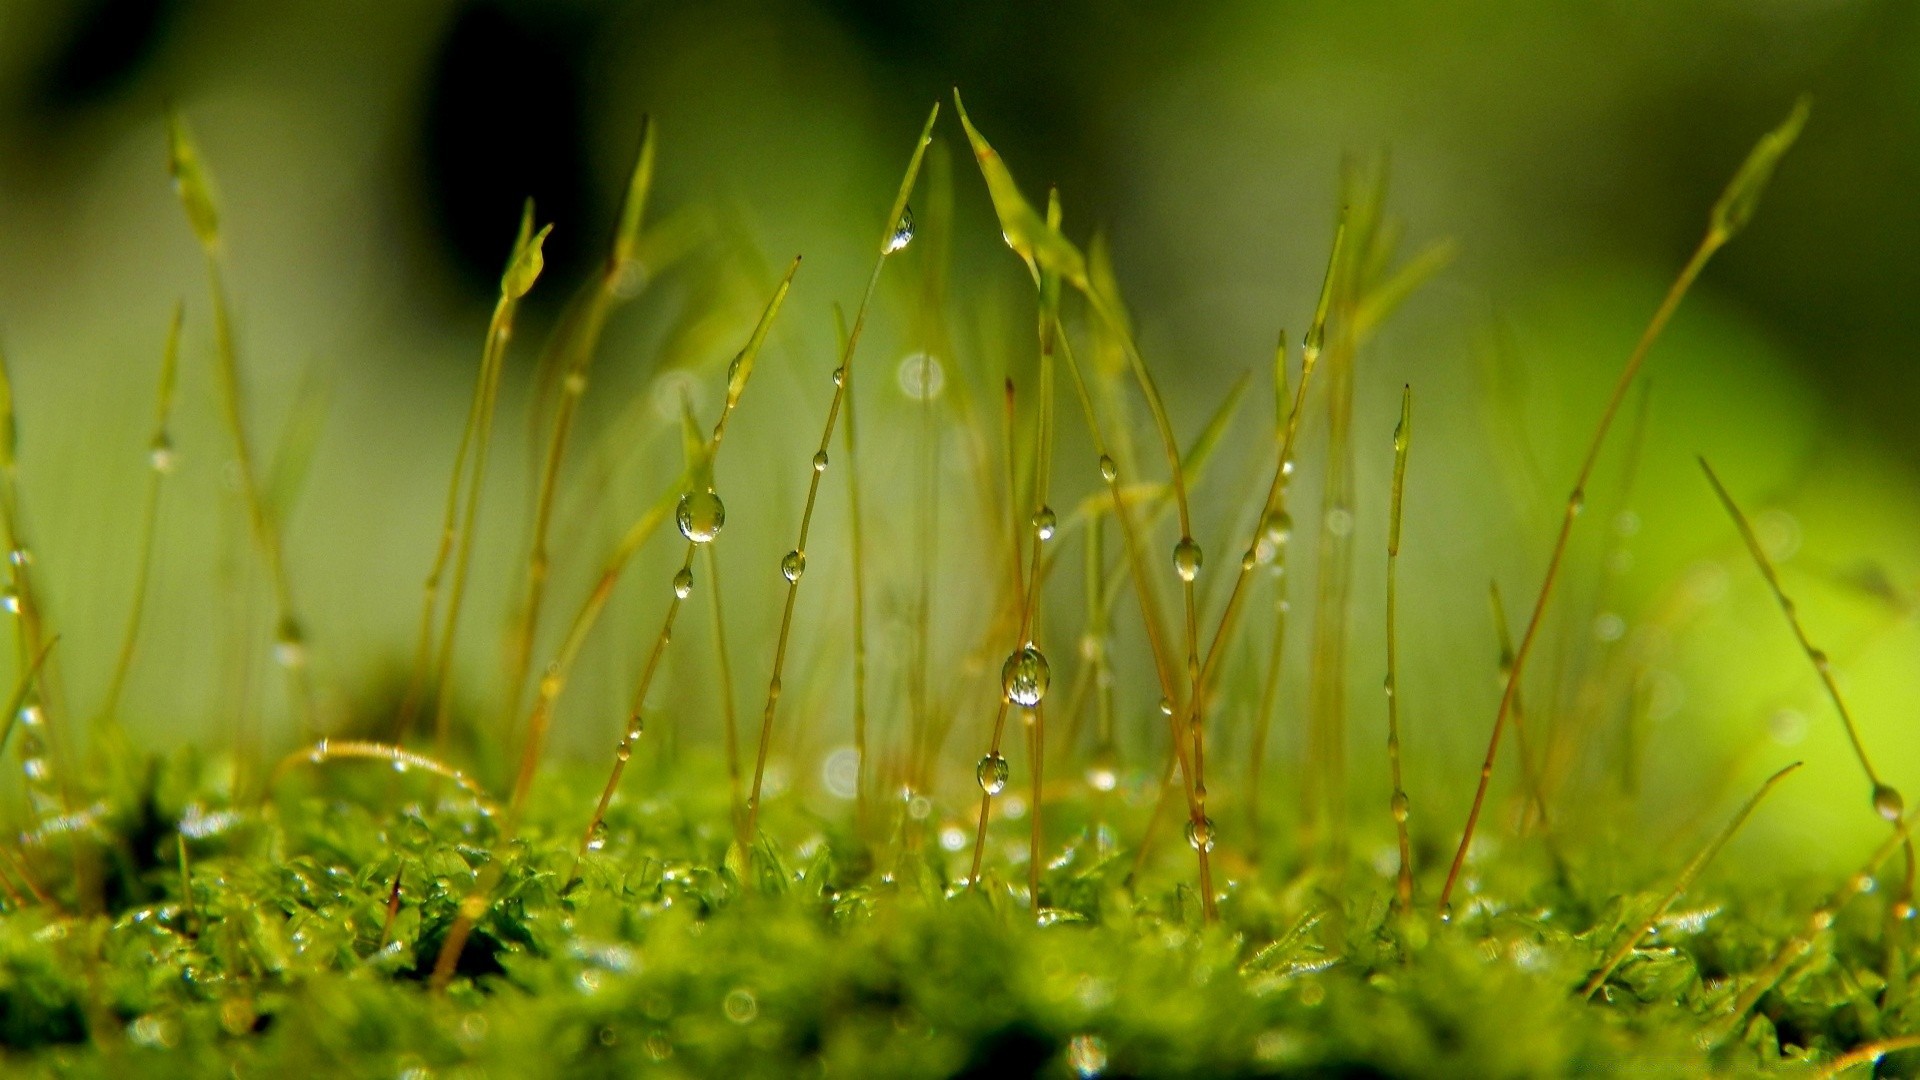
166;112;222;251
1710;96;1810;241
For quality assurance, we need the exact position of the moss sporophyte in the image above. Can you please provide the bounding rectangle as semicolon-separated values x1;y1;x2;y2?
1;94;1915;1076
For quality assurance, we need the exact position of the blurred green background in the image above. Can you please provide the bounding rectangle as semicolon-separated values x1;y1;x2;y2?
0;0;1917;876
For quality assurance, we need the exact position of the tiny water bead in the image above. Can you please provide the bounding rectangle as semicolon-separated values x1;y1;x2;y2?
1172;538;1202;582
1000;646;1051;707
832;366;846;388
1098;455;1117;482
148;436;177;474
1873;783;1905;822
812;450;829;473
1262;509;1293;546
1390;791;1410;823
586;820;608;852
675;490;726;544
1032;506;1057;541
1185;815;1217;853
672;568;693;600
274;619;308;669
896;352;945;400
885;204;915;254
976;751;1009;795
1085;746;1119;793
781;550;807;583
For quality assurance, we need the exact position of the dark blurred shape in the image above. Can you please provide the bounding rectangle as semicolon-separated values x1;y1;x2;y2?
421;0;594;299
32;0;174;109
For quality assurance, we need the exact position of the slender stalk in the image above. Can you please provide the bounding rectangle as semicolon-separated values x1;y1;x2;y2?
98;303;184;728
1385;386;1414;912
1487;581;1551;833
840;308;874;835
1579;761;1800;999
1436;97;1808;918
1700;457;1915;905
743;104;937;847
504;119;657;721
265;738;495;810
426;211;551;751
1809;1036;1920;1080
706;543;744;842
167;113;314;734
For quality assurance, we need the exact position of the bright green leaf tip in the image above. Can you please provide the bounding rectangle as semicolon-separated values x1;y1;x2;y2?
1710;95;1810;242
165;111;222;252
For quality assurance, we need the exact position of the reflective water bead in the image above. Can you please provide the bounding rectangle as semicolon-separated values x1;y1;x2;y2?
885;204;915;254
1098;455;1117;482
976;751;1009;795
675;490;726;544
1000;646;1051;707
1032;506;1056;541
1874;783;1904;822
812;450;829;473
672;568;693;600
781;550;806;583
1172;538;1202;582
1185;816;1217;853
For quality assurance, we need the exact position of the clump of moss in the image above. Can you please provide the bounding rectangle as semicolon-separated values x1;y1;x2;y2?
0;92;1913;1079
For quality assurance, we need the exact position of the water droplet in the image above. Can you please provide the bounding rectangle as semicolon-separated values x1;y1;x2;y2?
1390;791;1410;823
21;756;49;782
274;618;308;669
2;588;18;615
896;352;945;400
586;821;608;851
615;740;632;762
1438;902;1453;924
672;568;693;599
675;490;726;544
16;704;41;730
1172;538;1202;582
9;548;31;567
1067;1033;1109;1077
1185;816;1216;852
1158;697;1174;718
1085;745;1119;793
1874;783;1904;822
1569;489;1587;516
832;366;846;388
1000;646;1051;707
1808;648;1830;672
885;204;915;254
148;436;177;474
1032;506;1057;541
1098;455;1117;482
1240;549;1256;571
781;550;806;583
976;752;1009;795
1262;509;1293;546
812;450;829;473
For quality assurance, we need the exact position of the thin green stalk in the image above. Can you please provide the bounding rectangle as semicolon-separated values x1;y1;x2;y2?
706;542;743;842
1579;760;1800;999
743;104;936;848
1436;98;1808;918
840;307;874;836
1385;386;1414;912
98;303;184;729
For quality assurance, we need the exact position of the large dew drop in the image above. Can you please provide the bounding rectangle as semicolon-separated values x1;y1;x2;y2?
1172;537;1203;582
1032;506;1057;541
885;204;915;254
1000;645;1051;707
1185;815;1217;853
1874;783;1905;822
676;490;726;544
976;751;1009;795
781;550;807;583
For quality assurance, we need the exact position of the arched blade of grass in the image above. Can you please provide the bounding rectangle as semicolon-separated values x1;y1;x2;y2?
1385;386;1414;912
265;738;496;812
952;91;1217;913
97;303;183;730
1700;457;1914;908
426;210;551;751
504;118;657;722
167;112;315;733
1579;760;1800;999
1436;98;1810;918
742;105;936;849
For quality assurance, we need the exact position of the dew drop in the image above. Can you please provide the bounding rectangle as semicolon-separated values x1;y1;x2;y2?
1098;455;1117;482
1;588;18;615
812;450;829;473
675;490;726;544
976;752;1009;795
1185;816;1216;853
1172;538;1202;582
885;204;915;254
1390;791;1410;823
672;568;693;600
274;618;308;670
896;352;945;400
832;366;846;388
1085;745;1119;793
781;550;807;583
1873;783;1904;822
149;436;177;474
1262;510;1293;546
1438;902;1453;924
586;821;608;852
614;740;632;763
1000;646;1051;707
1032;506;1057;541
1158;697;1174;718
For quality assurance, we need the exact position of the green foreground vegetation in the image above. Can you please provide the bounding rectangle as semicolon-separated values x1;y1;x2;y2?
0;91;1915;1078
